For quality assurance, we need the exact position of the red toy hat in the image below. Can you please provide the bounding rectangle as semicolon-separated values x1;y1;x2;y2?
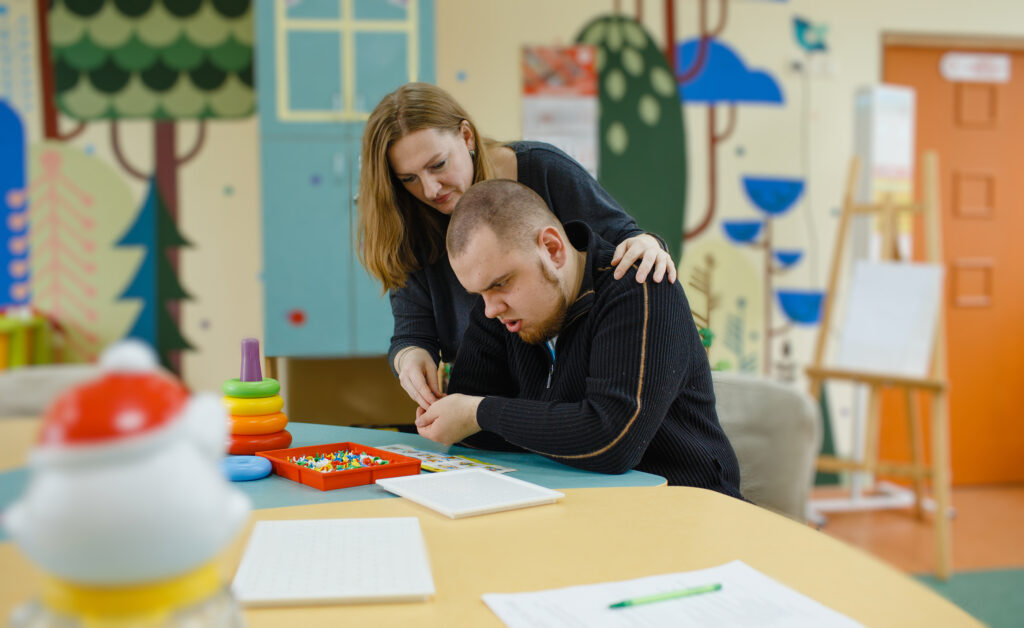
39;341;189;448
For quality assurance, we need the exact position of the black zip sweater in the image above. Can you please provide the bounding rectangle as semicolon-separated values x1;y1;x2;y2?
450;222;743;497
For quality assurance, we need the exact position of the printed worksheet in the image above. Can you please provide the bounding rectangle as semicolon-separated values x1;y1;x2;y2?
378;444;515;474
483;560;864;628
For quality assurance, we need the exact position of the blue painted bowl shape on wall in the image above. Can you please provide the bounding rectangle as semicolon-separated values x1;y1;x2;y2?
722;220;764;244
776;289;825;325
773;250;803;268
742;177;805;215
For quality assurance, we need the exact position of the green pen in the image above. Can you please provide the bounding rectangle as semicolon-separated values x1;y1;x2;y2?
608;583;722;609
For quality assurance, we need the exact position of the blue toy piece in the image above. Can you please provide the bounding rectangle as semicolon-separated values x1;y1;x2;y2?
221;455;272;482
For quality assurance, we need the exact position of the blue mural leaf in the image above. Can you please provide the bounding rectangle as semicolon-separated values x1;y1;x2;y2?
676;38;784;105
722;219;763;244
742;176;804;215
773;249;803;268
776;289;825;325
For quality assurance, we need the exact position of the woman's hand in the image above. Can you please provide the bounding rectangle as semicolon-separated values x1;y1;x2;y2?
395;347;444;410
611;234;677;283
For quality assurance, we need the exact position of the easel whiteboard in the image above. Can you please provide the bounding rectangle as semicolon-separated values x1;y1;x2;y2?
836;261;943;378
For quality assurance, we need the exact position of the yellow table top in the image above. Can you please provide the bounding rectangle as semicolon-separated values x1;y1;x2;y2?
0;418;980;627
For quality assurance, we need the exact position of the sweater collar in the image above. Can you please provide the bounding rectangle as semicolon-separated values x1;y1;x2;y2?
562;221;612;328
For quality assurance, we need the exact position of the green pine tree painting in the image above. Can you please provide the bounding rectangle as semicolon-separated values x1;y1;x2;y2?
117;177;193;371
47;0;254;372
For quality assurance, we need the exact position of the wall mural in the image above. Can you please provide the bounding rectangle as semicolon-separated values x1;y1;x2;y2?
572;2;824;379
27;142;138;363
0;100;29;308
576;15;688;262
45;0;254;371
677;37;784;240
569;2;829;385
671;8;829;382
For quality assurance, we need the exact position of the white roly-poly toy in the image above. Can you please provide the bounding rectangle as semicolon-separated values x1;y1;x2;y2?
4;340;251;626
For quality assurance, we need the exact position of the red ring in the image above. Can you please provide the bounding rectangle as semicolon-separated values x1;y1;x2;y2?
228;430;293;455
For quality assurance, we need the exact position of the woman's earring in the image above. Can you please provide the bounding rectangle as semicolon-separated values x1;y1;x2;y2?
470;149;476;159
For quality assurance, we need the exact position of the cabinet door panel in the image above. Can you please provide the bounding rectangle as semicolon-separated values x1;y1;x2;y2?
287;31;343;113
353;32;409;115
262;139;352;356
258;0;434;357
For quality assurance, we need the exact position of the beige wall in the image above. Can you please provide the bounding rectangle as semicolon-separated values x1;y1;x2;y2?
14;1;1024;409
115;0;1024;395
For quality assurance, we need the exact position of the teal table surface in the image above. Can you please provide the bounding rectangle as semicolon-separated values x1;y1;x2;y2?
0;422;664;541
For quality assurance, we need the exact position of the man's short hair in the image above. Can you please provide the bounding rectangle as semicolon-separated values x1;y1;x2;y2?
447;180;560;258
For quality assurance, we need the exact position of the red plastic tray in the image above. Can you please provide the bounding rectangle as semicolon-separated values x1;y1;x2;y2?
256;441;421;491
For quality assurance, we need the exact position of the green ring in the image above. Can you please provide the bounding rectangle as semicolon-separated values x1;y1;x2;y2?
222;378;280;398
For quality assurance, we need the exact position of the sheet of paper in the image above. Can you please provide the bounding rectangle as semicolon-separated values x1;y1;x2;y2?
232;517;434;606
378;443;516;473
836;261;943;378
483;560;863;628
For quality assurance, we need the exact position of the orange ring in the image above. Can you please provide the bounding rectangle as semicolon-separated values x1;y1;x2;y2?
228;430;292;455
222;395;283;416
230;412;288;435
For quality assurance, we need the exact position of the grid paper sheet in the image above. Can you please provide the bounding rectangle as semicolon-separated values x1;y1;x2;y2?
232;517;434;606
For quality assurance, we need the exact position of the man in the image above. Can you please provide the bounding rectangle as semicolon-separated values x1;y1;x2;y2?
415;179;741;496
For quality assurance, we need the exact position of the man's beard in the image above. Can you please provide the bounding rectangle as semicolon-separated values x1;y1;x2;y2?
517;261;568;345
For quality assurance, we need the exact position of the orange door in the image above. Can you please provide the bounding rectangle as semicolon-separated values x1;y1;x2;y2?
882;44;1024;485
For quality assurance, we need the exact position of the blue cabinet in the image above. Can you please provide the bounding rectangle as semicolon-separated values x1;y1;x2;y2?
256;1;435;357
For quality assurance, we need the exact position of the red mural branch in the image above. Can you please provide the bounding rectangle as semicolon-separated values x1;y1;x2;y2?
676;0;728;84
664;1;676;74
110;121;149;181
176;119;208;168
684;103;736;240
35;0;88;141
35;0;56;139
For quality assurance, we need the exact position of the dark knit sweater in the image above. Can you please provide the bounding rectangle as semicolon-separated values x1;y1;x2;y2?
450;222;743;496
387;141;646;372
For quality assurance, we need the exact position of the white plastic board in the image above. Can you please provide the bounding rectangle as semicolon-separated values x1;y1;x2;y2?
376;469;564;519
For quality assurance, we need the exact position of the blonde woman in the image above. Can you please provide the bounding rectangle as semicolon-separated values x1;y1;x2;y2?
358;83;676;411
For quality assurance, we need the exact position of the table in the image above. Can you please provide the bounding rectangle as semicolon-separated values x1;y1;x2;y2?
0;419;980;626
0;420;665;520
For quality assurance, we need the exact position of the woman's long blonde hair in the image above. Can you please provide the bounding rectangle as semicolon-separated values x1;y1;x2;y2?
358;83;497;292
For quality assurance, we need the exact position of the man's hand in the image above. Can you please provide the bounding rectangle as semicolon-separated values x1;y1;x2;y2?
396;347;443;410
415;394;484;446
611;233;677;283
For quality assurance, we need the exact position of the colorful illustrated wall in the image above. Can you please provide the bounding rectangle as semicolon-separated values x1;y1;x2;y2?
562;3;839;476
4;0;1018;443
2;0;253;374
556;3;827;385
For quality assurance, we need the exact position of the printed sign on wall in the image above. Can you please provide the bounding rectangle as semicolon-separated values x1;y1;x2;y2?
521;45;599;177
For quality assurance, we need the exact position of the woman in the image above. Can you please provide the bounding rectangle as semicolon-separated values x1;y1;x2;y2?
358;83;677;410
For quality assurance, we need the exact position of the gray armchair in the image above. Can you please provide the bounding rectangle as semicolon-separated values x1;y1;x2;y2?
712;371;822;522
0;364;102;418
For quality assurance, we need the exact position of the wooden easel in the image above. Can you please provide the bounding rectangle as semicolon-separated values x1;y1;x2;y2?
806;151;952;580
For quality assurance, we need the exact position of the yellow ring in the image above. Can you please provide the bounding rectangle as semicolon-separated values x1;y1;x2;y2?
222;395;283;416
230;411;288;435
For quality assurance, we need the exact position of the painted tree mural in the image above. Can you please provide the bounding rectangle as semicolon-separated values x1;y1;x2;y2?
47;0;253;372
576;15;688;261
117;177;192;370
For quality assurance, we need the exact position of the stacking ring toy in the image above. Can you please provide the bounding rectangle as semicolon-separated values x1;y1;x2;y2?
222;377;280;398
228;430;292;455
223;394;283;416
230;411;288;435
221;455;272;482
